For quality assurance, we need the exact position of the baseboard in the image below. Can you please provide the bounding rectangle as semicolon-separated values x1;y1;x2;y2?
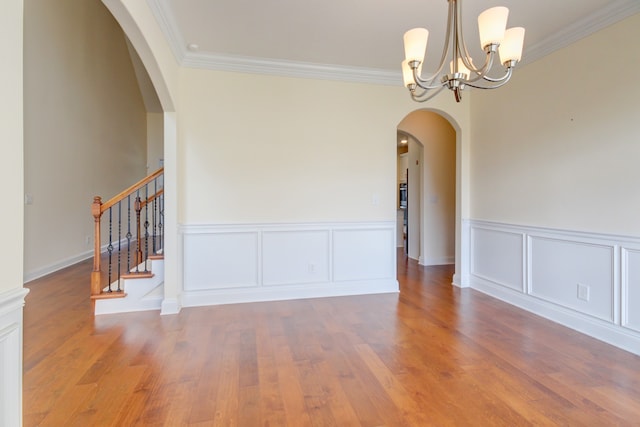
472;275;640;356
24;237;135;283
160;298;181;315
181;279;399;308
419;255;454;266
23;250;93;283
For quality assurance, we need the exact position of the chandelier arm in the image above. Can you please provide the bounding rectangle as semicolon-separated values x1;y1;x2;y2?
455;1;494;79
452;0;462;73
463;67;513;89
477;65;512;83
455;0;470;66
413;0;455;87
455;0;478;73
411;86;446;103
434;1;456;78
410;86;428;98
412;67;446;90
462;51;496;83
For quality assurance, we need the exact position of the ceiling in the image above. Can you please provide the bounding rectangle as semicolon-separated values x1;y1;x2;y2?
147;0;639;84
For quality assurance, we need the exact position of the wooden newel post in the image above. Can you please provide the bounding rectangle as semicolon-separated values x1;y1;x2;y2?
90;196;103;297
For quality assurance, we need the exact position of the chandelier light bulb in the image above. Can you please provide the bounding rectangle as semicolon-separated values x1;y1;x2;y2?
499;27;526;64
478;6;509;49
449;58;471;78
403;28;429;64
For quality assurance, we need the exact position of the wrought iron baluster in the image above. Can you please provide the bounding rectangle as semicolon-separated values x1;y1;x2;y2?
126;195;132;273
153;177;157;255
107;207;113;292
135;190;141;273
158;172;164;253
117;201;122;292
153;196;157;255
144;184;150;272
159;189;164;253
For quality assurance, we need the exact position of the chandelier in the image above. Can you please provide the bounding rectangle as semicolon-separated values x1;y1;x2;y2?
402;0;525;103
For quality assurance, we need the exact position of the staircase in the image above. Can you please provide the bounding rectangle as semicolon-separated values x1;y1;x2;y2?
90;168;164;315
94;256;164;315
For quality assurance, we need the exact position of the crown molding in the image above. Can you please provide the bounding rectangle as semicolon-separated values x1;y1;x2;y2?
182;53;402;86
146;0;186;64
522;0;640;66
146;0;401;85
147;0;640;84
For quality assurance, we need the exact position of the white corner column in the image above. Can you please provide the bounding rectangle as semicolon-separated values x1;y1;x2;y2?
1;0;27;424
160;111;181;315
0;288;29;427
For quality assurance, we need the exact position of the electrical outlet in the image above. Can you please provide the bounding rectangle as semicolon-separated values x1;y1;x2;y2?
85;236;91;246
577;283;590;301
308;263;316;273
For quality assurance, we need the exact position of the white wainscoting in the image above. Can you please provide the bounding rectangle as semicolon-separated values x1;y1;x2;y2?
529;236;615;323
622;245;640;333
184;231;259;290
0;287;29;427
466;220;640;355
471;226;525;292
263;230;330;286
180;222;398;307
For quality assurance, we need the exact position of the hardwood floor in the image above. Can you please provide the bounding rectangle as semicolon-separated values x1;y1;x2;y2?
23;251;640;426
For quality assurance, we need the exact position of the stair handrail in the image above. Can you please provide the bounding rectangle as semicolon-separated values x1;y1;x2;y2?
98;167;164;213
91;168;164;298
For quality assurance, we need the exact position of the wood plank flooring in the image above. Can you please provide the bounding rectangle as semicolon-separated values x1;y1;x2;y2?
23;252;640;426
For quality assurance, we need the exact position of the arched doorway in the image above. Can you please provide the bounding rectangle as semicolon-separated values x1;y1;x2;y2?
397;110;457;277
101;0;179;313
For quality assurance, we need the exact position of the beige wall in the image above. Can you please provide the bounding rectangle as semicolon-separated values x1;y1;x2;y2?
471;13;640;236
23;0;148;279
147;112;164;172
406;137;423;259
0;0;24;293
398;111;456;264
176;68;468;225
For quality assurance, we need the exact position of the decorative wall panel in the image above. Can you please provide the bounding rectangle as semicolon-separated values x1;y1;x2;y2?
180;222;398;307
